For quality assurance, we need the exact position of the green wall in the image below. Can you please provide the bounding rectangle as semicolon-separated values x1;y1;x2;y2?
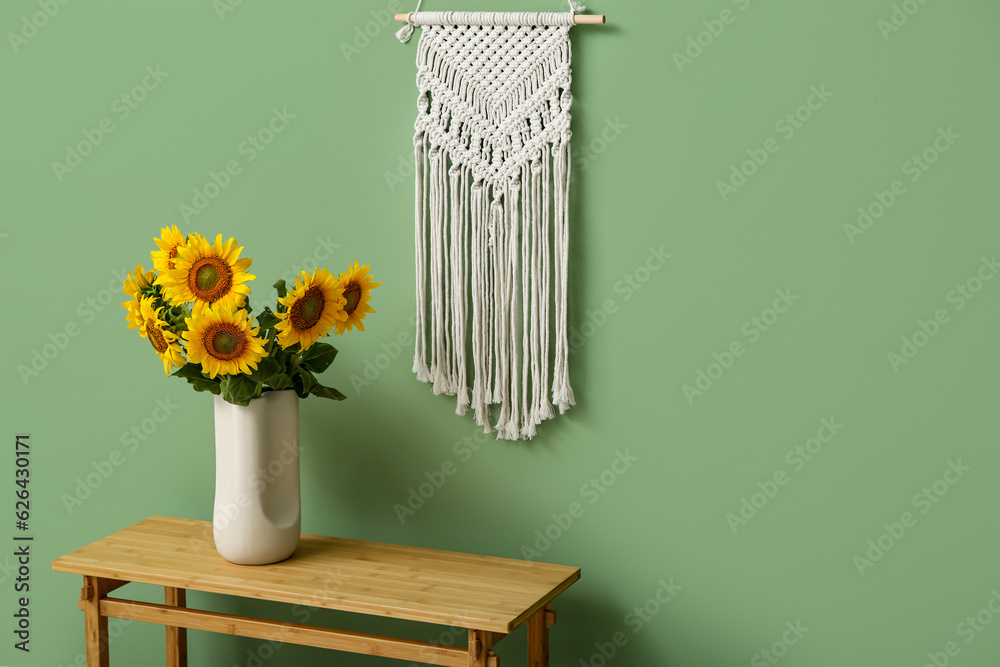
3;0;999;665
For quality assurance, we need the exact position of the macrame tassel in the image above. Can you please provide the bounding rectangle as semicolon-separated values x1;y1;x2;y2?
492;191;511;436
537;147;555;422
429;146;451;395
522;160;539;440
412;129;431;382
551;138;575;413
502;177;522;441
450;164;470;413
489;196;504;406
482;192;495;411
470;179;491;432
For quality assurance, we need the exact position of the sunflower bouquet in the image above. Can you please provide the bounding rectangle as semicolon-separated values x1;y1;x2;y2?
121;227;379;406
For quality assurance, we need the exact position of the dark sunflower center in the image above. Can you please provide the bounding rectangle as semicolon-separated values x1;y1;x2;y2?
196;264;220;289
145;321;168;354
290;286;325;331
188;257;233;302
343;282;362;315
204;323;246;361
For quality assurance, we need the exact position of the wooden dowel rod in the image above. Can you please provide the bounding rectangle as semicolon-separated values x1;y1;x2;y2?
394;13;606;24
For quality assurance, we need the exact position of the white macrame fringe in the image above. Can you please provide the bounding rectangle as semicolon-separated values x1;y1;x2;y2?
413;131;431;382
410;22;576;440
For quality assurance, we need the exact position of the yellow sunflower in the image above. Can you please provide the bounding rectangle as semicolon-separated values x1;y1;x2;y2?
334;262;380;335
156;233;254;311
121;263;156;330
138;297;186;375
275;268;346;351
151;226;187;273
183;305;267;378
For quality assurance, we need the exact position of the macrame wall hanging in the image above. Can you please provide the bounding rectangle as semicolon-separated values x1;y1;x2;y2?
396;2;605;440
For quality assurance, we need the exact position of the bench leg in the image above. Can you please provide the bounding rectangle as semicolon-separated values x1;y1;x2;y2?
468;630;502;666
165;587;188;667
527;604;550;667
468;629;487;667
83;576;110;667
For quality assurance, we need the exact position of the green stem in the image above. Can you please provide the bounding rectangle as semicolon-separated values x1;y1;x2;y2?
265;329;279;357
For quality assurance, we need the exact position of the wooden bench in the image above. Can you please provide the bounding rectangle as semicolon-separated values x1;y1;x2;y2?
52;515;581;666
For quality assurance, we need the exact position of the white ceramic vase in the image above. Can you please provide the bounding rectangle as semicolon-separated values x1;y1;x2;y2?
213;389;301;565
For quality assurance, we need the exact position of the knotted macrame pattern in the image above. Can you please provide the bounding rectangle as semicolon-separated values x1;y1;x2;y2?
410;21;576;440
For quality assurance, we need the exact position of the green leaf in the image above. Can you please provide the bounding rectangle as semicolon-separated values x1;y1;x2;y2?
299;343;338;374
293;368;318;399
257;307;280;331
249;357;282;384
174;362;223;396
310;383;347;401
273;279;288;299
268;373;294;391
172;363;207;380
187;377;222;395
221;374;260;406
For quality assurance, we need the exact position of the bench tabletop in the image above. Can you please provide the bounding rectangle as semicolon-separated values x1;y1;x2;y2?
52;515;580;633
